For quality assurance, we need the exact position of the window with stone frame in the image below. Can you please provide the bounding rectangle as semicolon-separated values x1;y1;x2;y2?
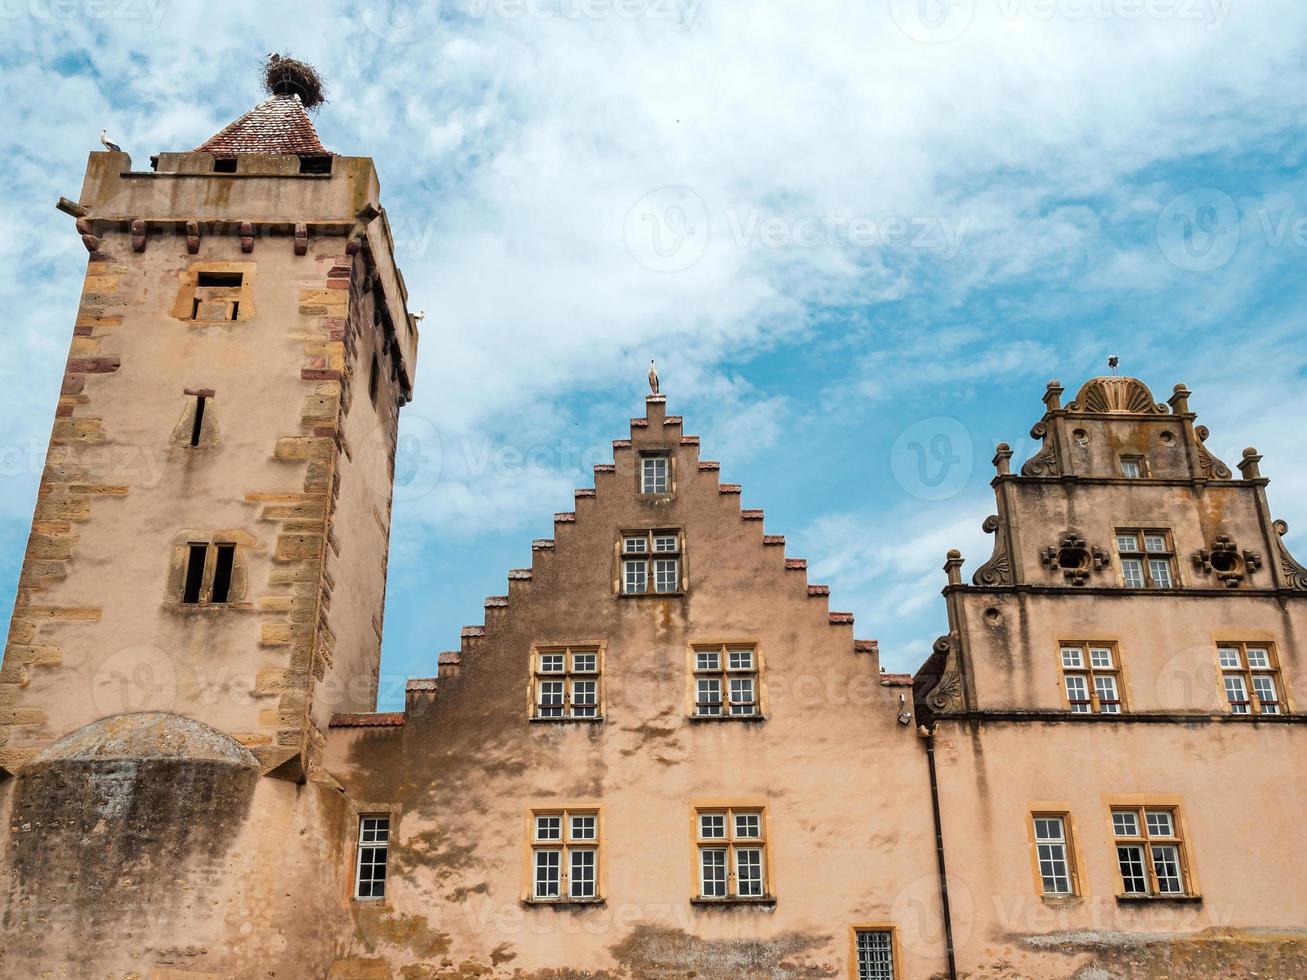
179;540;239;605
531;646;602;721
853;928;899;980
639;451;671;494
1119;454;1146;478
621;529;682;595
529;809;600;902
1059;642;1124;713
1115;529;1176;589
694;806;770;901
1217;642;1285;715
1032;812;1078;896
1111;806;1193;897
691;643;762;719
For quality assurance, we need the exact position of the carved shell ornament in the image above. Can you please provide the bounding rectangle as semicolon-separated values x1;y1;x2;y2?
1191;533;1261;587
1066;376;1169;415
1039;530;1110;586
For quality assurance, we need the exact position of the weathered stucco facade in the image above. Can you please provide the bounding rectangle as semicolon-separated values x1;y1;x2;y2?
2;72;1307;980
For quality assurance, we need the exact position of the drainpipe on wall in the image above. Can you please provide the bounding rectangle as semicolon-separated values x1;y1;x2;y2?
925;728;958;980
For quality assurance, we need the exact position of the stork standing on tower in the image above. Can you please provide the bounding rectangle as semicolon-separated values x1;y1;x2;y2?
648;359;660;395
99;129;122;153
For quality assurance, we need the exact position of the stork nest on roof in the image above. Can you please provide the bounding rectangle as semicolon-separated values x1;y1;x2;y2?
263;54;326;110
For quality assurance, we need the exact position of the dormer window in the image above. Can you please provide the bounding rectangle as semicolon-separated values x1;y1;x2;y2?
640;453;669;494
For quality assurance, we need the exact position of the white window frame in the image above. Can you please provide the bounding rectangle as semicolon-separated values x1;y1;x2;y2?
1059;643;1124;714
1217;642;1284;715
694;806;769;901
530;809;600;902
531;646;603;721
1115;528;1177;589
1033;814;1074;896
692;644;762;719
640;453;670;494
620;529;682;595
1111;805;1192;897
354;814;391;900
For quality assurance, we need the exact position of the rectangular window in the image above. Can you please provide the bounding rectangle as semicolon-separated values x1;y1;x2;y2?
619;529;682;595
354;815;391;900
1119;455;1144;479
692;644;761;719
1115;529;1176;589
1111;805;1192;896
1033;814;1075;896
530;809;600;902
531;647;602;721
180;541;238;606
1059;642;1124;714
694;806;769;900
1217;643;1284;715
854;930;897;980
640;454;670;494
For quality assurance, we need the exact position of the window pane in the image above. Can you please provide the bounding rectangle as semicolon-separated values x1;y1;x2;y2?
728;649;754;670
624;559;647;594
1224;675;1250;713
534;849;561;898
1061;647;1084;669
1246;648;1270;669
1151;844;1183;894
735;847;764;897
653;559;679;593
1117;844;1148;894
1148;559;1173;588
1121;559;1145;589
571;680;598;717
1143;534;1168;553
355;816;391;900
1089;647;1113;669
641;456;668;493
537;680;565;717
653;534;678;552
572;651;597;672
700;848;727;897
540;653;565;673
535;815;562;841
1112;810;1139;837
1145;810;1174;838
1121;458;1141;478
624;535;647;553
734;812;761;839
1253;675;1280;714
729;677;756;715
696;650;720;671
699;813;726;839
1065;674;1091;712
570;814;597;840
696;679;722;715
856;930;895;980
1034;817;1071;895
569;848;596;898
1217;647;1242;669
1095;675;1121;713
1116;534;1139;553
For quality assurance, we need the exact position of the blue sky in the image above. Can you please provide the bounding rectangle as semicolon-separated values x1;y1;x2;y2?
1;1;1305;710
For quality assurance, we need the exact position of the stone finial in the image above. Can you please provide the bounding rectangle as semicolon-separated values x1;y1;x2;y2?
1168;383;1192;415
992;442;1013;476
944;549;964;586
1042;379;1064;412
1238;447;1263;480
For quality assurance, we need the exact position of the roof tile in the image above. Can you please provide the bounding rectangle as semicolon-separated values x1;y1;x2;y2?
193;95;329;158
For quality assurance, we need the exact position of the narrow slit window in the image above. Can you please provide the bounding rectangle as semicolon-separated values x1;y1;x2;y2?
370;353;380;406
190;297;202;320
229;300;239;321
189;395;207;447
182;543;207;604
210;544;235;604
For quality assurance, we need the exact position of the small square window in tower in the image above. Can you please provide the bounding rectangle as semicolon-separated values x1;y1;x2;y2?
178;541;240;606
190;271;244;322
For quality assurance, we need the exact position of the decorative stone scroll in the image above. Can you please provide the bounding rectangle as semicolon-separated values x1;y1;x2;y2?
1020;422;1060;477
1274;521;1307;591
972;515;1012;586
925;633;964;714
1191;534;1262;588
1194;425;1233;480
1039;530;1110;586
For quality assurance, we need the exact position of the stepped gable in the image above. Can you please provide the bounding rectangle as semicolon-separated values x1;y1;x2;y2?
370;393;884;717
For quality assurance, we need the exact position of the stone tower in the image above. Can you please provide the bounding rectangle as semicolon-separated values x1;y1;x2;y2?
0;59;419;976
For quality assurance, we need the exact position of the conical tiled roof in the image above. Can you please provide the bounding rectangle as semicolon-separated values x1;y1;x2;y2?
193;94;329;158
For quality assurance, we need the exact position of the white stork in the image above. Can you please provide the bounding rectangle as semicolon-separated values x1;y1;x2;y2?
648;359;660;395
99;129;122;153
